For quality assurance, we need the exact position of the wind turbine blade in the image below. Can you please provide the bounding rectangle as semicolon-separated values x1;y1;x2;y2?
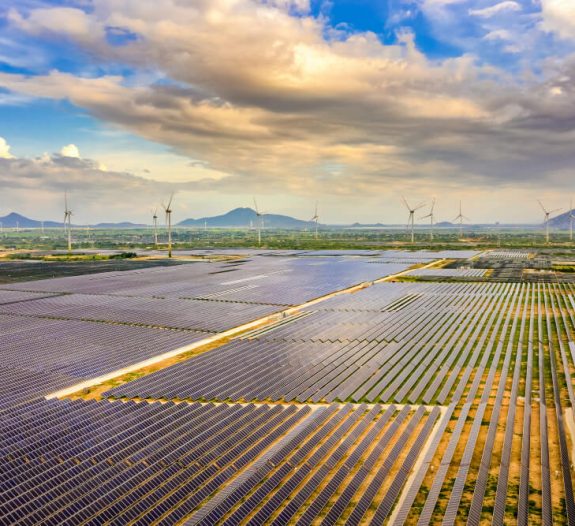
167;193;174;209
537;199;548;214
401;196;410;210
549;208;562;215
253;197;259;215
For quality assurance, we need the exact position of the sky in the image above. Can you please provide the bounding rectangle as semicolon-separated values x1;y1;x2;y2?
1;0;575;224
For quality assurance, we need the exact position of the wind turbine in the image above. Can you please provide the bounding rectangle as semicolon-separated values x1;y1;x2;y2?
402;196;425;243
310;201;319;240
420;198;436;242
538;200;561;244
64;192;72;253
151;207;159;248
253;198;264;246
569;199;575;242
453;200;469;240
163;194;174;258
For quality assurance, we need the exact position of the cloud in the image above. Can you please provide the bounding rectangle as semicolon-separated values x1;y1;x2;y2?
540;0;575;41
1;0;575;223
0;150;188;222
0;137;14;159
60;143;80;158
483;29;512;41
469;1;521;18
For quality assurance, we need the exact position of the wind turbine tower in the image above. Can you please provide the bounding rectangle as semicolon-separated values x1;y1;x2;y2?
253;198;264;246
152;208;159;248
538;200;561;244
163;194;174;258
402;196;425;244
310;201;319;240
453;201;469;240
64;193;73;253
420;198;436;241
569;199;575;242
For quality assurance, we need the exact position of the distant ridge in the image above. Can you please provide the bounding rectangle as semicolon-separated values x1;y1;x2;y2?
178;207;317;229
94;222;146;229
0;213;145;229
0;212;62;229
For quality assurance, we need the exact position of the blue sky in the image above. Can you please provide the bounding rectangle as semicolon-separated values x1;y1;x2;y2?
1;0;575;224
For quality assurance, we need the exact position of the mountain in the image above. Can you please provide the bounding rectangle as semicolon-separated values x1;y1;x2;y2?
548;209;574;230
178;207;317;229
0;212;63;229
94;222;146;229
0;212;146;229
348;222;385;228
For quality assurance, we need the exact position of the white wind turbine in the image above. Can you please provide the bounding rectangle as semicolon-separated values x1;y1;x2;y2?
402;196;425;243
310;201;319;240
453;200;469;240
253;197;265;246
538;200;561;244
163;194;174;258
151;207;159;248
64;192;73;253
420;197;436;241
569;199;575;242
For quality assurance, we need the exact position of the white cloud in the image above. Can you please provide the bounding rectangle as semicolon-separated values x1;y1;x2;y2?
469;1;521;18
483;29;513;41
0;137;14;159
60;144;80;158
540;0;575;40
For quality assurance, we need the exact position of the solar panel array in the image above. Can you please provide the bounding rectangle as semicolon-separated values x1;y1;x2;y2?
0;313;207;409
404;267;487;277
0;255;414;306
107;280;575;525
481;249;531;259
0;399;439;526
0;255;418;408
107;281;522;405
2;251;575;525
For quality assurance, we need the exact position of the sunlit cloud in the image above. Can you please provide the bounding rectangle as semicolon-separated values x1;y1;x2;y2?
60;143;80;158
0;136;14;159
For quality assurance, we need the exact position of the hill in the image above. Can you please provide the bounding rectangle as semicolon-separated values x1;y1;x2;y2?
178;207;317;229
0;212;62;229
548;209;575;230
0;213;146;229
